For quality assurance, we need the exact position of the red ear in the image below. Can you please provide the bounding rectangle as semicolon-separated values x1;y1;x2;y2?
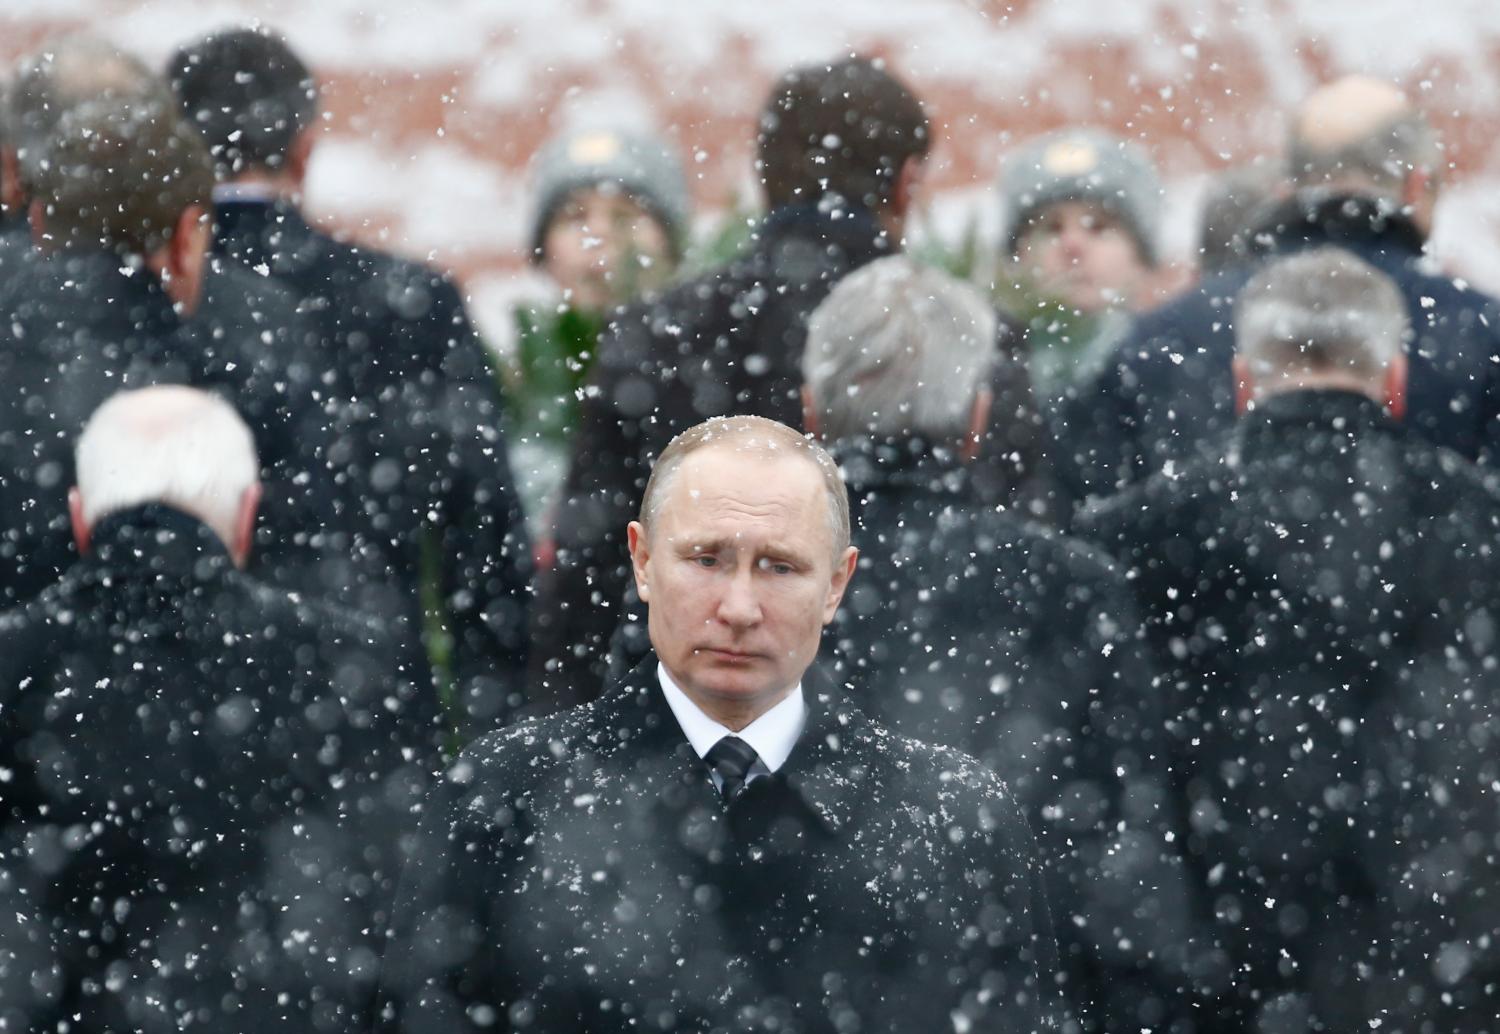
69;487;91;555
1231;356;1253;415
1384;354;1409;422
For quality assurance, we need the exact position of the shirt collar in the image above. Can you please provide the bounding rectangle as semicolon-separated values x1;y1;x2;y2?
657;662;807;773
211;182;281;204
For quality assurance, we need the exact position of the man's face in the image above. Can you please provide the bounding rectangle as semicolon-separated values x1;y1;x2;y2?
541;185;675;312
1015;199;1149;314
628;446;857;714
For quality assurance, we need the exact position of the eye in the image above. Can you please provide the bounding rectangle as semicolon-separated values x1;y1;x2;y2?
692;554;718;568
759;558;795;575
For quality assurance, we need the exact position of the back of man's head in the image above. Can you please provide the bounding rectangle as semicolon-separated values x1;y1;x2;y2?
165;27;317;179
756;56;928;214
34;95;214;257
1287;76;1437;196
75;386;259;561
8;36;169;195
804;255;997;445
1234;247;1407;400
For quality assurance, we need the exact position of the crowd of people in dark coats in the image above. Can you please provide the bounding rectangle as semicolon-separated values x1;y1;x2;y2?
1;19;1499;1034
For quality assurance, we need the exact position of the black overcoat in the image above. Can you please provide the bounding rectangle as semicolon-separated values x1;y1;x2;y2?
378;654;1060;1034
0;505;441;1033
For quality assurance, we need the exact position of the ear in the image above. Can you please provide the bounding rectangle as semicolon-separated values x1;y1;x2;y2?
800;385;821;439
890;156;924;222
231;481;262;569
627;520;652;603
159;204;212;315
960;388;992;463
1;146;24;216
29;198;48;248
69;487;91;555
1232;355;1254;415
285;126;316;192
822;546;859;624
1383;352;1409;422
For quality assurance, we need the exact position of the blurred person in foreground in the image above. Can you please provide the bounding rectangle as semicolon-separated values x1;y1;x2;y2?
1196;161;1283;277
802;255;1195;1033
0;39;345;613
1067;75;1500;503
533;56;1050;712
1077;248;1500;1032
167;26;532;740
0;387;434;1034
377;414;1058;1034
505;125;689;541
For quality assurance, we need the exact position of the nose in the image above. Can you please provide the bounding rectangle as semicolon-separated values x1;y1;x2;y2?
715;567;762;630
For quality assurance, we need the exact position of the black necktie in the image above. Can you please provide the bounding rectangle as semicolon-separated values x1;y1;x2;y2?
705;735;760;803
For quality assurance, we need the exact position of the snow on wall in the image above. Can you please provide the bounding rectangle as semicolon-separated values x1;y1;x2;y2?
6;0;1500;326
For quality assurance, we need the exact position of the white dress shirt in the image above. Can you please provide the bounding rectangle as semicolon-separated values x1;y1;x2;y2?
658;663;807;791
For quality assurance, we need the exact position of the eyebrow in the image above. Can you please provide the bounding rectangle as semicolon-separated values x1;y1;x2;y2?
677;537;817;566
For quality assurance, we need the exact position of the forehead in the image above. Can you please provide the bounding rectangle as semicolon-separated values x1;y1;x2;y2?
1032;199;1125;226
658;444;831;543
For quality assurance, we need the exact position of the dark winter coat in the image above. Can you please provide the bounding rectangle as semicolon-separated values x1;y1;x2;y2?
1060;193;1500;504
1075;390;1500;1032
0;249;193;606
0;505;442;1034
822;438;1195;1031
212;198;532;738
377;654;1060;1034
0;247;349;608
531;204;1051;712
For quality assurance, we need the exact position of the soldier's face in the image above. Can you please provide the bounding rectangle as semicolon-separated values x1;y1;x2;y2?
1016;200;1148;314
628;447;856;714
541;186;674;312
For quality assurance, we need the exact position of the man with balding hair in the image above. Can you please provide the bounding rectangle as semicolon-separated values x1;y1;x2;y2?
0;387;439;1034
1063;75;1500;505
1078;249;1500;1032
377;414;1058;1034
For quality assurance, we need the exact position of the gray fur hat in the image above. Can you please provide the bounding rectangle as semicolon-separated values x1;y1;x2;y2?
999;128;1162;265
528;126;690;262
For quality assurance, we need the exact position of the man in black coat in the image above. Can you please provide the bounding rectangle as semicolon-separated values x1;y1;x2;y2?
166;27;531;737
531;57;1053;712
0;386;441;1033
1076;249;1500;1031
802;255;1197;1032
377;416;1059;1034
1061;76;1500;505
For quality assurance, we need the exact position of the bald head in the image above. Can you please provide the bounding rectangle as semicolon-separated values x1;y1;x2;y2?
1288;75;1438;196
73;387;261;565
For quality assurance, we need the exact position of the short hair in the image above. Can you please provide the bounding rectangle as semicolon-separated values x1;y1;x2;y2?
7;36;170;192
34;95;214;256
803;255;997;442
1288;111;1438;193
165;27;318;178
639;416;851;556
76;386;259;536
1234;247;1407;382
756;56;929;213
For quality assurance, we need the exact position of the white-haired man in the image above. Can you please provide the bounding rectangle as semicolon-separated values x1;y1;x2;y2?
0;386;440;1034
1079;248;1500;1031
801;254;1189;1032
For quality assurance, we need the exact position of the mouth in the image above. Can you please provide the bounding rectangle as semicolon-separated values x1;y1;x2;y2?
699;648;759;663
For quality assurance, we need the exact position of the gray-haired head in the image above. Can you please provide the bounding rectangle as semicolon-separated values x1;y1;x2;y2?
1288;76;1439;197
75;386;260;563
1234;247;1407;398
8;36;169;193
803;255;997;446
